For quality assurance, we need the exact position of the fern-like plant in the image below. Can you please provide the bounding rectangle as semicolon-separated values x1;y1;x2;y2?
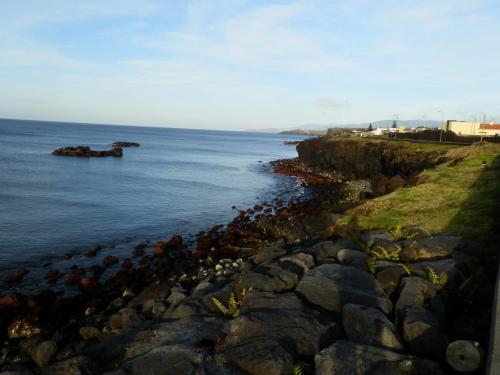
291;364;304;375
427;267;448;287
389;224;417;241
367;257;378;274
398;263;413;276
370;244;402;262
212;288;253;318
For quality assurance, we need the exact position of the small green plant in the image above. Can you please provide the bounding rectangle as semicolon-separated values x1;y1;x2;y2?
427;267;448;287
291;364;304;375
367;257;378;274
389;224;416;241
398;263;413;276
211;288;253;318
370;244;402;262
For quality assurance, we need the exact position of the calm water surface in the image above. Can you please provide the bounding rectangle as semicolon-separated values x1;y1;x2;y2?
0;119;305;289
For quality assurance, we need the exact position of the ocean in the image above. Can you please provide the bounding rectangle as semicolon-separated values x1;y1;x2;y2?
0;119;305;290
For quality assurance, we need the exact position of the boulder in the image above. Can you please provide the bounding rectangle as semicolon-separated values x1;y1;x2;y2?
103;256;119;267
296;264;392;315
306;239;359;264
250;241;286;265
31;340;57;367
402;307;447;360
154;234;183;257
337;249;368;270
217;336;294;375
361;230;394;248
8;319;42;339
395;277;436;324
41;356;99;375
0;292;27;312
377;266;406;296
109;308;143;331
401;236;466;262
79;326;100;340
226;291;341;356
233;264;299;293
343;304;403;351
278;253;315;276
315;340;444;375
410;259;463;289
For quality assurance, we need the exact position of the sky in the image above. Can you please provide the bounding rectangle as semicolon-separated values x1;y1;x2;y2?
0;0;499;130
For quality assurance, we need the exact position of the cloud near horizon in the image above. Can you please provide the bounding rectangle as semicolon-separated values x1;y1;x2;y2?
0;0;499;129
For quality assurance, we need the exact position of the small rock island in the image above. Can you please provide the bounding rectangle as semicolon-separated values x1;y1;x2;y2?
52;146;123;157
112;141;140;147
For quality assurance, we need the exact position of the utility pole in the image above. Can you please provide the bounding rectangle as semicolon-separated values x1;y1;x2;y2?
481;113;487;143
437;110;444;143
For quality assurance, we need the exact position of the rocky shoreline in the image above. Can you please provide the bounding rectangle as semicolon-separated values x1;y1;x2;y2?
0;139;495;374
52;146;123;157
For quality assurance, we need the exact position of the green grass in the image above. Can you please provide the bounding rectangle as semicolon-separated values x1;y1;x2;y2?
323;136;461;152
339;143;500;250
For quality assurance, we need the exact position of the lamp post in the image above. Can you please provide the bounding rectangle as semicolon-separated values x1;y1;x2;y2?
437;111;444;143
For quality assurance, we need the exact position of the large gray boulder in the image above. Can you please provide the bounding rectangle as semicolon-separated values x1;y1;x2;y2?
226;291;341;356
315;340;444;375
279;253;315;277
343;304;403;352
305;239;358;264
336;249;368;270
216;336;294;375
400;236;467;262
395;277;436;324
232;264;299;293
296;264;392;315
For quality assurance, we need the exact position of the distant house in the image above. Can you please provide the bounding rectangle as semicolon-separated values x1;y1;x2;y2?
446;120;500;137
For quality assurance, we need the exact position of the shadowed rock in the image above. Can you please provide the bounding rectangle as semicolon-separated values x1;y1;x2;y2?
52;146;123;157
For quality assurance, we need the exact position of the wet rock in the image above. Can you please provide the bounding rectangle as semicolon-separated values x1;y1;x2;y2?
306;240;351;264
109;308;142;331
121;258;133;270
52;146;123;157
127;281;170;308
402;307;447;360
337;249;368;269
103;256;119;267
296;264;392;315
85;246;102;257
315;340;444;375
154;234;183;258
217;336;294;375
278;252;315;276
1;266;29;283
89;265;104;278
31;340;57;367
44;269;61;283
8;319;42;339
79;326;100;341
250;241;286;265
343;304;403;351
165;290;186;307
233;264;299;293
64;268;84;285
0;292;27;312
79;278;97;291
132;244;146;257
27;290;57;317
401;236;466;262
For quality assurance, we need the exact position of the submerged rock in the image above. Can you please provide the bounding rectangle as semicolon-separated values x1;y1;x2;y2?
112;142;140;147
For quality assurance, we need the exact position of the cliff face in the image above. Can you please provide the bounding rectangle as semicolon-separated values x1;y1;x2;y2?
296;138;447;195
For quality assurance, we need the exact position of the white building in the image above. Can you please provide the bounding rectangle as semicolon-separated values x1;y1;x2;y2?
446;120;500;137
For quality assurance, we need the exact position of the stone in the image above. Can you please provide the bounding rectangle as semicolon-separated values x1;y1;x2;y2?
402;307;447;360
401;236;466;262
233;264;299;293
296;264;392;315
377;266;406;296
0;292;26;312
306;241;343;264
226;291;341;356
217;336;294;375
166;291;186;307
127;281;170;308
109;308;142;331
8;319;42;339
343;304;403;351
315;340;444;375
41;356;99;375
361;230;394;248
31;340;57;367
79;326;100;340
250;240;286;264
410;259;463;289
44;269;62;283
154;234;183;257
103;256;119;267
337;249;368;269
278;252;315;276
112;142;140;147
395;277;436;324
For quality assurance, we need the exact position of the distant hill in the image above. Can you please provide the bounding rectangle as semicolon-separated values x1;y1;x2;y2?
280;129;327;136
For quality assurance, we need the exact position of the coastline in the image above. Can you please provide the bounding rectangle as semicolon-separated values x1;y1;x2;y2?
0;137;498;373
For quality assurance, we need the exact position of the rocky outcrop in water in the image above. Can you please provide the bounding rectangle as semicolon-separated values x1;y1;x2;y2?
52;146;123;157
112;141;140;147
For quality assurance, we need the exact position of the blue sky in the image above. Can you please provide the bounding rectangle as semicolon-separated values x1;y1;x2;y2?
1;0;499;130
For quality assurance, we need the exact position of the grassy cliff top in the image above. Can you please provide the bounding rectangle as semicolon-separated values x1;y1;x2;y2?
339;142;500;250
321;136;461;152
